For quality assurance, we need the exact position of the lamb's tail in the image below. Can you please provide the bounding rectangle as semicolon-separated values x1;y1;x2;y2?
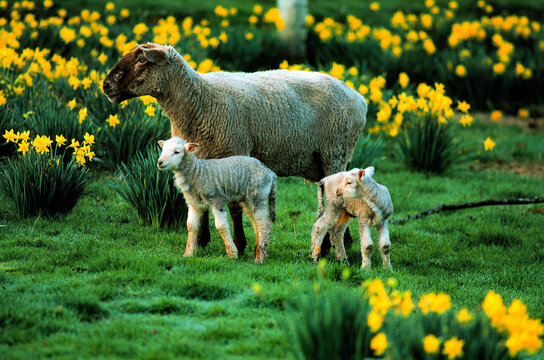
268;177;277;223
316;180;326;219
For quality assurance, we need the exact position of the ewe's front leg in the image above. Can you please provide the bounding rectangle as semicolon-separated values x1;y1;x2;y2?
229;203;247;256
212;206;238;259
378;221;392;271
185;206;201;257
358;220;374;270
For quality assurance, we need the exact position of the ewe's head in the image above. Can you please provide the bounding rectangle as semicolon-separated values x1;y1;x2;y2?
157;137;199;171
103;43;172;103
336;166;375;198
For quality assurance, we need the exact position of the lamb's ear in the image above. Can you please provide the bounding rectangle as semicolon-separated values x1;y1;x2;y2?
357;169;365;182
158;140;164;148
365;166;375;177
142;46;169;65
184;143;199;153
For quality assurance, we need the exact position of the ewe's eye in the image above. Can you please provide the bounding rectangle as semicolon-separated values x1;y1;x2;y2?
137;56;146;64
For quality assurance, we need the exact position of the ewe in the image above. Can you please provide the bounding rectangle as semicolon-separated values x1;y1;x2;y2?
157;137;277;264
310;167;393;270
103;43;367;256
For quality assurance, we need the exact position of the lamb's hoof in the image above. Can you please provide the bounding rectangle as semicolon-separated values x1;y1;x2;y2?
254;257;265;265
361;263;371;271
227;251;238;259
183;250;195;257
309;254;319;263
341;258;350;266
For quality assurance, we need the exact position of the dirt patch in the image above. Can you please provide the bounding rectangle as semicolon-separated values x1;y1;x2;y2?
471;161;544;178
476;112;544;130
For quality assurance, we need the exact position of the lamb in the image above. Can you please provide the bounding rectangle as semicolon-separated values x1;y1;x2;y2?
310;167;394;270
103;43;367;256
157;137;277;264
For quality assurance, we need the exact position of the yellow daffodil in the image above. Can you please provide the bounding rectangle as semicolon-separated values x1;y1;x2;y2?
79;107;88;124
18;140;30;154
457;100;470;113
423;334;440;354
107;114;120;128
145;105;156;117
83;132;95;145
56;134;67;147
443;337;464;359
67;98;77;110
367;311;383;332
457;308;473;322
484;137;495;151
491;110;502;121
3;129;18;143
370;332;388;356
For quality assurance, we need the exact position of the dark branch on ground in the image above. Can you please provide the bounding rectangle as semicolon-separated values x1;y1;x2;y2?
390;197;544;225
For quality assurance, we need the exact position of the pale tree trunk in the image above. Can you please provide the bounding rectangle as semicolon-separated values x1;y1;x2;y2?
278;0;308;62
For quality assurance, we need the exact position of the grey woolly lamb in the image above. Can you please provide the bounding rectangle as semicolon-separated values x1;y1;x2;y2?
157;137;277;264
103;43;367;255
310;167;394;270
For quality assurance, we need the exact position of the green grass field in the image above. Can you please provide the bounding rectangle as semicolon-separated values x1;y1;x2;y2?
1;115;542;359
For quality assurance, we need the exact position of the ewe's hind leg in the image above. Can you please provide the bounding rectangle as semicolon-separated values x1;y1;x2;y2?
253;205;272;264
185;206;202;257
378;221;392;271
329;211;351;263
358;220;374;270
212;207;238;259
310;207;339;261
229;203;247;256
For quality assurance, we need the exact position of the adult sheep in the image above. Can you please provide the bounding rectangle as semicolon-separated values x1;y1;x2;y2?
103;43;367;256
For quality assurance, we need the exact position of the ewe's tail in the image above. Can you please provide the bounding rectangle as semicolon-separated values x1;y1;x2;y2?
316;180;325;219
268;177;277;223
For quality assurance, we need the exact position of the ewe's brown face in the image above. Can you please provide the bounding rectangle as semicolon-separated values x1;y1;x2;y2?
102;44;168;103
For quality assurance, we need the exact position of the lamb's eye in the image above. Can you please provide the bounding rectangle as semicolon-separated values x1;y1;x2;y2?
346;181;352;185
173;150;180;155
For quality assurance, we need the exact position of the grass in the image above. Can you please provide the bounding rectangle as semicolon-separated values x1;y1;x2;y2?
1;118;543;359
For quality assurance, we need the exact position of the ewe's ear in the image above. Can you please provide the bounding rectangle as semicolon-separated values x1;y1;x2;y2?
158;140;164;148
142;46;169;65
357;169;365;182
184;143;199;153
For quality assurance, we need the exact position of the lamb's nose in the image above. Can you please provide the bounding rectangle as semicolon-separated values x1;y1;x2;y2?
336;189;342;197
157;160;163;168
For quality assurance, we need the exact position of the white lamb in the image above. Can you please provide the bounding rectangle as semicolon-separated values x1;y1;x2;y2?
157;137;277;264
310;167;394;270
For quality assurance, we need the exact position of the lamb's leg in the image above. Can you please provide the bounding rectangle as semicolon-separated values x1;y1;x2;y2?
329;211;351;263
319;162;354;256
253;207;272;264
241;203;261;261
212;206;238;259
378;221;392;271
358;220;374;270
310;207;339;261
228;202;247;256
185;206;201;257
195;210;211;248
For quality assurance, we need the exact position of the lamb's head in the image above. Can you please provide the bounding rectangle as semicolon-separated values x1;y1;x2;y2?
336;166;375;198
103;43;172;103
157;137;199;171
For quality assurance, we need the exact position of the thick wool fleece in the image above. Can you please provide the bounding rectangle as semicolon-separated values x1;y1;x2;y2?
106;43;368;181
